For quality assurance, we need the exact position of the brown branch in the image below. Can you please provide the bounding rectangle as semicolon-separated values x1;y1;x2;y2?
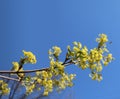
0;68;49;74
0;60;74;74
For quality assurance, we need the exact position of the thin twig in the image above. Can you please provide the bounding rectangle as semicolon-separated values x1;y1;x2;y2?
9;79;22;99
0;75;20;82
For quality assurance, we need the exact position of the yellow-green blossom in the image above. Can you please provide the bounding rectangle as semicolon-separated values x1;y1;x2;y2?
107;54;113;61
73;41;82;49
89;48;103;63
89;64;97;70
12;62;19;71
50;60;64;75
103;54;113;66
96;65;103;72
97;74;103;81
96;33;108;43
23;50;37;64
26;84;35;94
69;74;76;80
52;46;62;57
0;80;10;95
42;71;48;78
43;91;49;96
104;61;108;66
37;78;42;84
73;46;80;52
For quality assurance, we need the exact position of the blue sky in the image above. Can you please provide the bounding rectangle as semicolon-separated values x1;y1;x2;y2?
0;0;120;99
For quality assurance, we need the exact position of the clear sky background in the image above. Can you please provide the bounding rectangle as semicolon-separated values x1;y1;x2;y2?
0;0;120;99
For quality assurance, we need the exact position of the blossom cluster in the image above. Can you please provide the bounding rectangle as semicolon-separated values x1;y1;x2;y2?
66;33;113;81
0;33;113;97
0;80;10;95
23;50;37;64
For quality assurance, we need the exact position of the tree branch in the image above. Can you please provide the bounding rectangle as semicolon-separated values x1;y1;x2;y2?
0;60;74;74
0;68;49;74
0;75;20;82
